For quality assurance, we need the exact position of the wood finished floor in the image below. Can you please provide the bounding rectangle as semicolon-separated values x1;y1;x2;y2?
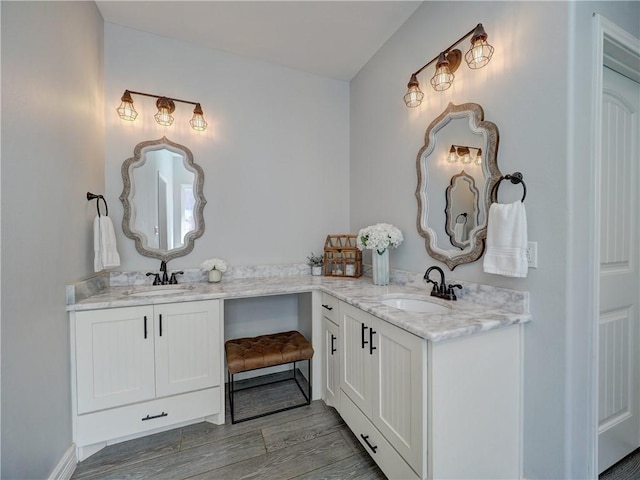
72;373;386;480
600;448;640;480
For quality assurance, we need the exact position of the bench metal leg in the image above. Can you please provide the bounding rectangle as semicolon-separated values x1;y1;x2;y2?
228;358;312;424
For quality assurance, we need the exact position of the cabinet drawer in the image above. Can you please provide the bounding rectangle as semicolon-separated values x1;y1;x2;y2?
321;294;339;324
75;387;221;447
340;390;419;480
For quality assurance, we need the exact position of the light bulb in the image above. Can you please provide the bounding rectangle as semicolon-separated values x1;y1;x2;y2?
404;74;424;108
430;53;454;91
464;24;494;69
475;148;482;165
154;97;175;126
189;104;208;131
116;91;138;121
447;145;458;163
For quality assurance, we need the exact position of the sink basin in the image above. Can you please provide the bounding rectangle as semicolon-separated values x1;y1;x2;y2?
129;288;190;297
381;296;451;314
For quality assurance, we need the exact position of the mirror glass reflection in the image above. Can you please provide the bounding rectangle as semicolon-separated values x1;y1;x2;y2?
415;103;500;269
132;148;195;250
121;137;206;262
445;171;480;249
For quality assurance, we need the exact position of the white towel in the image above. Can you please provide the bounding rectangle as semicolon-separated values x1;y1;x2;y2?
454;222;465;244
483;201;528;278
94;215;121;272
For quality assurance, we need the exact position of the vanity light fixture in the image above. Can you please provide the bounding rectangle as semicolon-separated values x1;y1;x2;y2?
116;90;208;132
404;23;494;108
446;145;482;165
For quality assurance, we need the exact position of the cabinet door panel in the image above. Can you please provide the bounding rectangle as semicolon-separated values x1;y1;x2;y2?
340;303;372;415
373;318;425;476
76;306;155;414
323;317;340;408
155;300;221;397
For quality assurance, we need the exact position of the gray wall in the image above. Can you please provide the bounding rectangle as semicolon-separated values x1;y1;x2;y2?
350;1;639;478
103;23;351;272
1;2;104;478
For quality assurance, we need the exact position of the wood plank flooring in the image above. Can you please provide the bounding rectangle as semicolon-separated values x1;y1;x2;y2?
600;448;640;480
72;372;386;480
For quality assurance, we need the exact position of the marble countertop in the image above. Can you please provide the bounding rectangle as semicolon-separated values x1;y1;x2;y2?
67;275;531;342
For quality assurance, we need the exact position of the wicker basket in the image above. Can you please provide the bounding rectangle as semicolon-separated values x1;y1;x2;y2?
323;234;362;278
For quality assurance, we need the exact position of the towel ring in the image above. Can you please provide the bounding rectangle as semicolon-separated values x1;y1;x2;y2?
87;192;109;217
491;172;527;203
456;212;468;224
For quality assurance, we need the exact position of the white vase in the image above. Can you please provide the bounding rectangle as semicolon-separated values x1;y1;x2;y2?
372;249;389;285
208;269;222;283
311;265;323;276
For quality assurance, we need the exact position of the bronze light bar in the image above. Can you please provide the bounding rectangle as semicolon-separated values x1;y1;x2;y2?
404;24;495;108
116;90;208;131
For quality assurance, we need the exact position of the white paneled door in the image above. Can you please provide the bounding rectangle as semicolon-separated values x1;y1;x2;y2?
598;66;640;473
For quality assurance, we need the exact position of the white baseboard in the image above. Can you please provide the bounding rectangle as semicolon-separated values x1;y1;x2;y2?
48;444;77;480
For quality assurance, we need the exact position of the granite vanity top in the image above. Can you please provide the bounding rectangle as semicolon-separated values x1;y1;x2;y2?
67;274;531;342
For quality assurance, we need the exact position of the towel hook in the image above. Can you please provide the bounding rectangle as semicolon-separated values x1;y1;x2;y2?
87;192;109;217
491;172;527;203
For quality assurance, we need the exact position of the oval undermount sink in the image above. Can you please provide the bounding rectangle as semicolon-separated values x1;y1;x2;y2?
381;296;451;314
129;288;190;297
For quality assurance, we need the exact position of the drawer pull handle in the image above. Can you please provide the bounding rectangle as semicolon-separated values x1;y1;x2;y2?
144;316;148;339
331;334;337;355
322;304;334;311
369;328;377;355
142;412;168;421
360;434;378;453
159;314;163;337
361;323;369;349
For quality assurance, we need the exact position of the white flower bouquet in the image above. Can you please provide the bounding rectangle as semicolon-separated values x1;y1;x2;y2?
200;257;228;273
357;223;404;254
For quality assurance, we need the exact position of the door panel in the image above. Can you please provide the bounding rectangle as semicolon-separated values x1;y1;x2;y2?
598;66;640;473
340;303;372;415
155;300;220;398
76;306;155;414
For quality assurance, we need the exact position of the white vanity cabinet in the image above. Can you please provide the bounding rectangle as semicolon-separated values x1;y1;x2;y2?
320;294;340;409
71;300;223;460
339;301;522;480
340;302;426;479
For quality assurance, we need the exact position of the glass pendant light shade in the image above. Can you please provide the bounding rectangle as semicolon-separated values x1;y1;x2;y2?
116;90;138;121
189;103;208;131
430;53;454;91
447;145;458;163
404;74;424;108
464;24;494;69
154;97;175;126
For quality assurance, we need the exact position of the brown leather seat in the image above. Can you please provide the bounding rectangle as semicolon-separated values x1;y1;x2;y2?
225;330;314;374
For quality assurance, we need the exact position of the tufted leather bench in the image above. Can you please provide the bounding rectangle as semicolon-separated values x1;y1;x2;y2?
225;330;314;423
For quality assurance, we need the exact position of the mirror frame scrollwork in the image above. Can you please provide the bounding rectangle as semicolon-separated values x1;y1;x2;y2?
120;136;207;263
415;102;500;270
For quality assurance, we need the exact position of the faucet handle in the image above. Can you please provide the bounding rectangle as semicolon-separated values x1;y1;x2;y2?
146;272;161;285
446;283;462;301
169;271;184;285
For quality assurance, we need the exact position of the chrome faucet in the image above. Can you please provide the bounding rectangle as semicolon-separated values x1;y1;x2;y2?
424;266;462;301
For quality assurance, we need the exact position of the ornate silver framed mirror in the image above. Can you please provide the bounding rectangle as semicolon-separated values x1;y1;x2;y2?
120;137;206;262
415;102;500;269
